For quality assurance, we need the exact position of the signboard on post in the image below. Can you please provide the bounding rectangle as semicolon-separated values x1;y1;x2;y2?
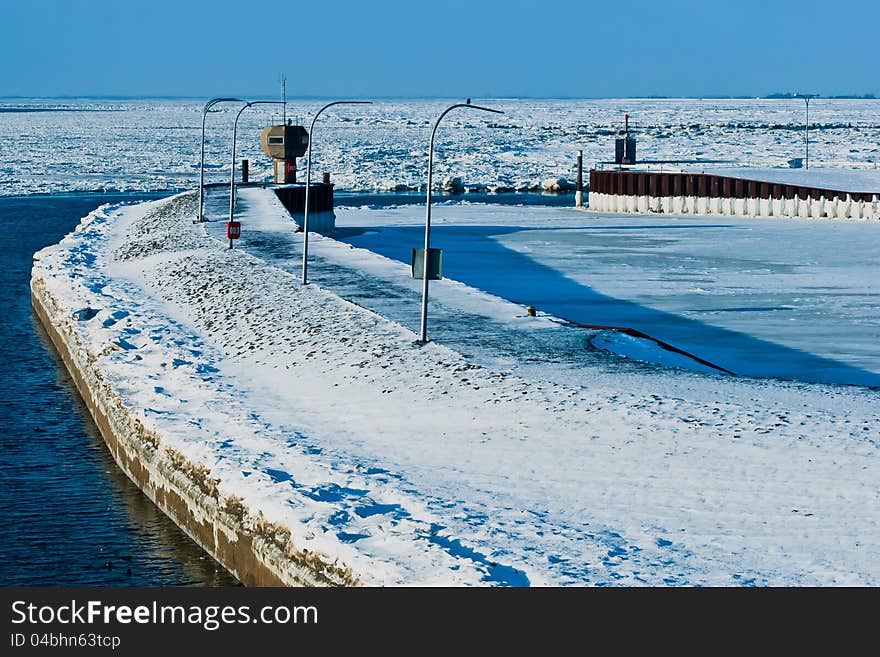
226;220;242;250
411;247;443;280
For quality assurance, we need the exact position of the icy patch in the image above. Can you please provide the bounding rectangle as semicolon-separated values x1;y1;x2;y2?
590;330;719;374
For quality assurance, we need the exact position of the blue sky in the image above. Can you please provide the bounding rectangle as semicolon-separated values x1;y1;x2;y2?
1;0;877;98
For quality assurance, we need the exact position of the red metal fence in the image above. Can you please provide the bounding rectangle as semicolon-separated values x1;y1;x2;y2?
589;170;876;202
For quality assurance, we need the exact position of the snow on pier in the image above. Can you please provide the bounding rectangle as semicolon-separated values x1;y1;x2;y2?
31;189;880;586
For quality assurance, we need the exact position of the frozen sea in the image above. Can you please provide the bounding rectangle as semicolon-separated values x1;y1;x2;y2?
2;97;879;197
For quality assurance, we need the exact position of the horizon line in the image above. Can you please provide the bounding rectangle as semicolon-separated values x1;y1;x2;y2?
1;94;878;102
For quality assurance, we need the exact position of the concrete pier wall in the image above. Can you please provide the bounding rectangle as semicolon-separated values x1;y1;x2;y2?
30;276;359;588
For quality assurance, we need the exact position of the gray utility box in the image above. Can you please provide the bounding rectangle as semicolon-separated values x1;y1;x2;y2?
411;248;443;280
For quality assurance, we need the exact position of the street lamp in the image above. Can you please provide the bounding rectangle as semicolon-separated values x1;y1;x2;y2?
795;93;817;169
418;99;503;345
228;100;285;248
198;97;243;223
301;100;372;284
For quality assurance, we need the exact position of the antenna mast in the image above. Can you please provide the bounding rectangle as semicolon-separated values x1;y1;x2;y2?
281;74;286;124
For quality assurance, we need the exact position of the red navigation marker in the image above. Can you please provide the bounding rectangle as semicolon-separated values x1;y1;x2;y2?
227;221;241;240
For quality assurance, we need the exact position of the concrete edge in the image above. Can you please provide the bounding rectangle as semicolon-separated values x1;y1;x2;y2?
30;275;361;587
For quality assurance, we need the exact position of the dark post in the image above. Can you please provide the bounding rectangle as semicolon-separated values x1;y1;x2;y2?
575;150;583;207
241;159;249;184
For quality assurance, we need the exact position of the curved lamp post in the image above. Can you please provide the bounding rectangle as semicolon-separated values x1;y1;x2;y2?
301;100;371;284
795;93;817;170
229;100;285;247
198;97;243;223
418;99;503;344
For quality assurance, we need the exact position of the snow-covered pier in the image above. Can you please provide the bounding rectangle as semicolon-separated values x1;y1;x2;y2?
30;189;880;586
588;169;880;219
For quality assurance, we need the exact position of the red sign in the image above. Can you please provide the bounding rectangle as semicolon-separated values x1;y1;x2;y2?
226;221;241;240
286;161;296;174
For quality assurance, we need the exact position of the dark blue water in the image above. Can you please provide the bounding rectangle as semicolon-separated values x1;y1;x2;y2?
0;193;239;586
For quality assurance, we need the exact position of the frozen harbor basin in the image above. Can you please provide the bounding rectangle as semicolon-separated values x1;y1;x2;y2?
34;188;880;586
214;189;880;388
346;205;880;387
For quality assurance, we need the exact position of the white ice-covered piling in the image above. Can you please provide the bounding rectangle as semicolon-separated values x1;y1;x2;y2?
585;169;879;220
